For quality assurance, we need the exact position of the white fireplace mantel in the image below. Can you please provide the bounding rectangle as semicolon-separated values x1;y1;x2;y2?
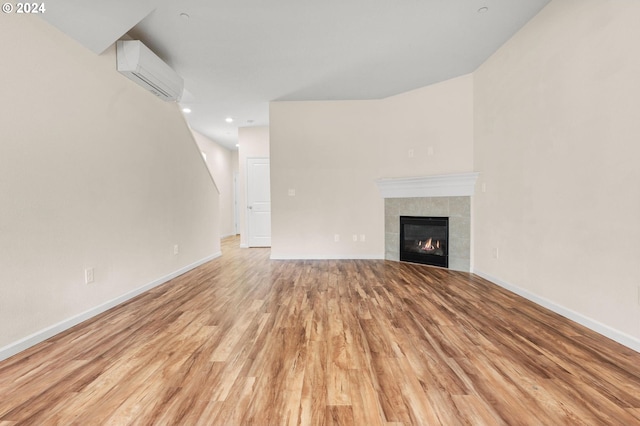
375;172;479;198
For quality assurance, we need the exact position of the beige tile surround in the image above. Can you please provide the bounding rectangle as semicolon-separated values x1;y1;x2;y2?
385;196;471;272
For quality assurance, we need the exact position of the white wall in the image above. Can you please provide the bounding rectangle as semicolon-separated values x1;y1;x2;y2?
238;126;270;247
473;0;640;347
270;75;474;259
270;100;384;258
0;17;220;358
231;149;239;235
192;130;236;238
380;75;474;178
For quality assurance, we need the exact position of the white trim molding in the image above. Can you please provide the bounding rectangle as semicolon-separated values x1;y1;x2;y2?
375;172;479;198
0;252;222;362
474;269;640;353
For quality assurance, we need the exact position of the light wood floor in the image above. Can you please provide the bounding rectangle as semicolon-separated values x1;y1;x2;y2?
1;237;640;425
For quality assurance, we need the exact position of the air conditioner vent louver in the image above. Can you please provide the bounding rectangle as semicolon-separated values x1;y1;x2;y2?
131;72;172;98
116;40;183;102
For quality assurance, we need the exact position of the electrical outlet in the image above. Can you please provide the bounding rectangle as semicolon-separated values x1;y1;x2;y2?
85;268;94;284
481;182;487;193
427;146;434;156
173;244;179;255
334;234;340;242
360;234;366;242
288;188;296;196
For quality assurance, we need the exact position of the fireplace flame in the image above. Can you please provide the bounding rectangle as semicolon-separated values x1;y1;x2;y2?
418;238;441;251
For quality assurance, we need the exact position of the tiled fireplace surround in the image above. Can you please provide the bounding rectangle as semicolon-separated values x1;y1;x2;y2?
376;173;479;272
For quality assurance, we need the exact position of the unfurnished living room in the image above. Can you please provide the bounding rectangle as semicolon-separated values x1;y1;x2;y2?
1;0;640;424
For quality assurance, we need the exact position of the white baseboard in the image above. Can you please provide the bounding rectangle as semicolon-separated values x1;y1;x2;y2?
270;253;385;260
474;269;640;353
0;252;222;362
240;243;249;248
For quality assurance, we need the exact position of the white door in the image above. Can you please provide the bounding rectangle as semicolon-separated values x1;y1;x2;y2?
247;158;271;247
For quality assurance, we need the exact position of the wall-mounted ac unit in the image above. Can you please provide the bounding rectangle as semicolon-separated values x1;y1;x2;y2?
116;40;184;102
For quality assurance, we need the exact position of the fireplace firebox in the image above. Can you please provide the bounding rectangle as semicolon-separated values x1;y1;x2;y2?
399;216;449;268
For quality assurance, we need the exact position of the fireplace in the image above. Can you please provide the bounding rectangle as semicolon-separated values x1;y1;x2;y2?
400;216;449;268
377;173;477;271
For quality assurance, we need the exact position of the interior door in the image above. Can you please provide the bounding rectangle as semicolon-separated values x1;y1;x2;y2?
247;158;271;247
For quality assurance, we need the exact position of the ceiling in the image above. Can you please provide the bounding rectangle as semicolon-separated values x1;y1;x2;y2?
42;0;550;150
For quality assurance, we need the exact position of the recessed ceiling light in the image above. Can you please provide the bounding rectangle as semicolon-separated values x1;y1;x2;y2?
478;7;488;13
180;13;190;20
225;117;234;123
235;144;240;147
182;107;191;113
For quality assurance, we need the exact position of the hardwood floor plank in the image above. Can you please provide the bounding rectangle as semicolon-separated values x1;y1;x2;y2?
370;355;414;424
325;405;354;425
300;340;328;426
1;236;639;425
347;369;385;426
451;394;507;426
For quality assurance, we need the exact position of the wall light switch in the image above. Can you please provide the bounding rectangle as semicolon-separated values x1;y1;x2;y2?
352;234;358;242
174;244;179;255
288;189;296;196
85;268;94;284
408;149;415;158
334;234;340;242
360;234;366;242
481;182;487;193
427;146;434;156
